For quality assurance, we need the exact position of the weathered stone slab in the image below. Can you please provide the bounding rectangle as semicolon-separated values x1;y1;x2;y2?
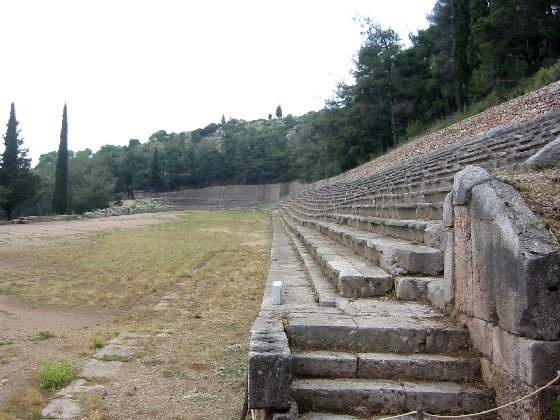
357;353;479;382
443;192;453;227
94;344;140;362
524;135;560;168
41;397;81;419
292;378;406;416
395;277;434;301
491;327;560;386
464;316;493;359
425;327;469;353
470;181;560;339
452;165;491;205
57;379;105;397
453;205;474;316
80;359;123;379
292;351;357;378
402;380;493;414
285;316;357;351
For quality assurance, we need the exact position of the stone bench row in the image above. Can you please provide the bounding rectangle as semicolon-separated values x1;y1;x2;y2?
288;111;560;209
285;206;443;249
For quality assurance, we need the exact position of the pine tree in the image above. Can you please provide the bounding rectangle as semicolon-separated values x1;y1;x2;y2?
52;104;69;214
150;146;164;192
0;103;40;219
275;105;283;118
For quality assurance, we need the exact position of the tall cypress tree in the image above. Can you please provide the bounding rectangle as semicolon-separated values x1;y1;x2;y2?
0;103;40;219
52;104;69;214
453;0;471;111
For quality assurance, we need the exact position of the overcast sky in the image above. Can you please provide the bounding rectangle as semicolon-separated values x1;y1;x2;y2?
0;0;435;165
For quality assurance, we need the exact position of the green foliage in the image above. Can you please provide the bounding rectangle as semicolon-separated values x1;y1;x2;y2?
52;104;69;214
37;360;77;389
37;330;55;340
90;335;105;349
275;105;282;118
0;103;40;219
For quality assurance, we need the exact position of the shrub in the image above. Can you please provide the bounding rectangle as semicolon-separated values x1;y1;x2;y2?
37;360;77;389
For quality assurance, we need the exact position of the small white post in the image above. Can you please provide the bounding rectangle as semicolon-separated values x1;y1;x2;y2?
272;281;282;305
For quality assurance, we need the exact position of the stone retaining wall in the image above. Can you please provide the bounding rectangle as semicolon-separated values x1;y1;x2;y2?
173;182;304;202
444;166;560;419
309;81;560;188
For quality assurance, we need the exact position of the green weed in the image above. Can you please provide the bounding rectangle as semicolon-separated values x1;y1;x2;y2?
90;335;105;349
37;360;77;389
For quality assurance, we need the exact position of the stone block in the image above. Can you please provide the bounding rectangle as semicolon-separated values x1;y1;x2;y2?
480;358;547;420
524;135;560;168
292;351;357;378
443;192;454;227
395;277;432;301
284;316;357;351
357;353;479;382
491;327;560;386
248;317;292;410
425;327;469;353
470;181;560;340
466;317;494;359
355;320;427;353
452;165;491;205
453;205;473;316
248;349;291;410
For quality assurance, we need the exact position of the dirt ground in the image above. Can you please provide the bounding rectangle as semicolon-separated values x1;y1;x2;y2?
0;213;185;408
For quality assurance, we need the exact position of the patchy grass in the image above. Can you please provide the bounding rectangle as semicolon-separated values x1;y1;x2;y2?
502;165;560;241
37;331;55;341
0;211;271;419
0;387;43;420
0;212;267;311
90;336;105;349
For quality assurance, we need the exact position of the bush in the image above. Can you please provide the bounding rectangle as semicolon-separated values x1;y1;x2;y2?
37;360;77;389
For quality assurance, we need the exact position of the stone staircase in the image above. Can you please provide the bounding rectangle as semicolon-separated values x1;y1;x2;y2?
248;112;560;418
276;210;492;418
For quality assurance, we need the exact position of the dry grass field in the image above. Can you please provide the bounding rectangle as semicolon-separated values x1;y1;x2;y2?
0;211;271;419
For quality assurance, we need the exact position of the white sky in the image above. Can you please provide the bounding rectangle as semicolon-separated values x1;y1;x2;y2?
0;0;435;165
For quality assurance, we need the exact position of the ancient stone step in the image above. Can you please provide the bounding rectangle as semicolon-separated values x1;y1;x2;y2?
292;351;480;382
292;378;493;417
285;301;469;354
281;217;337;307
282;213;443;277
336;202;444;221
325;213;443;246
282;215;394;298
